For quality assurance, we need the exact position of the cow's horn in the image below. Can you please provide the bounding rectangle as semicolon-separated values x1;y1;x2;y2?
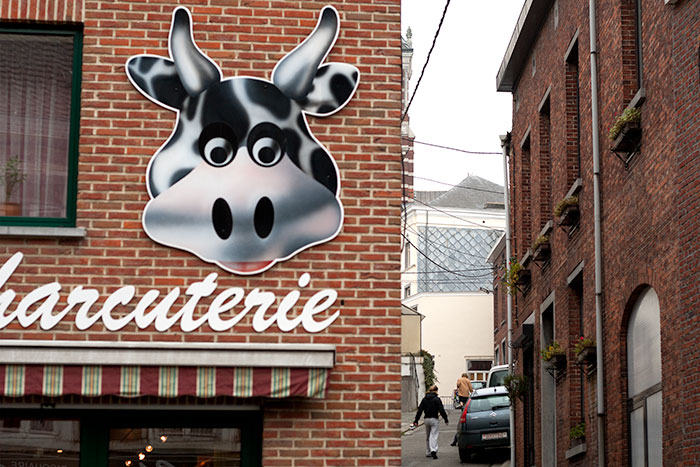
272;6;339;101
169;7;221;96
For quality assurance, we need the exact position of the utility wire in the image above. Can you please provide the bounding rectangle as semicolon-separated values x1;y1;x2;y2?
401;232;494;280
412;175;505;195
403;137;501;155
401;0;451;122
408;196;505;231
403;224;498;266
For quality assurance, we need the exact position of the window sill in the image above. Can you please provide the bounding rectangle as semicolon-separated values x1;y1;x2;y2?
0;225;86;238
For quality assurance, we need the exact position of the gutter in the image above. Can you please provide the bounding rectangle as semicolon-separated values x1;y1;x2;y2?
500;133;515;467
588;1;606;465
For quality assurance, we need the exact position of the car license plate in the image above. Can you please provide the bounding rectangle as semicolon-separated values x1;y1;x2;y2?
482;432;507;441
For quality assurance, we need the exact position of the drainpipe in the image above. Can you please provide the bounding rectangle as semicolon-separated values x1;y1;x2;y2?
588;1;606;465
500;133;515;467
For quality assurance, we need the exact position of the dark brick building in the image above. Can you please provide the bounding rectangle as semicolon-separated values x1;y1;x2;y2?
493;0;699;465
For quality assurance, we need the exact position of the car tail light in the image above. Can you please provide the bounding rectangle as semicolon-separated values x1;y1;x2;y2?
459;399;471;424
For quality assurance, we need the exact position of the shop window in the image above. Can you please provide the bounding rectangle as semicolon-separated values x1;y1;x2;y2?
627;287;662;466
0;25;82;227
0;418;80;467
109;427;241;466
2;410;262;467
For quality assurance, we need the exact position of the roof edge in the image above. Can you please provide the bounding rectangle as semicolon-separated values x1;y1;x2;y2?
496;0;555;92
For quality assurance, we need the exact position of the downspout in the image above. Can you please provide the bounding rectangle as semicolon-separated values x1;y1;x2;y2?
588;1;606;465
500;133;515;467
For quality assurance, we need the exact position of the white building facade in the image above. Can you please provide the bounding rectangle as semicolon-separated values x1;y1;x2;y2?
402;176;505;396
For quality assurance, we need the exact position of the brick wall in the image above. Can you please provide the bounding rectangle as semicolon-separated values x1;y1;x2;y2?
0;1;403;465
497;0;693;465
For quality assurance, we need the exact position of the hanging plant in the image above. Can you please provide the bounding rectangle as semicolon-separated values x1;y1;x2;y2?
420;349;437;389
503;257;524;295
503;373;528;403
569;421;586;441
608;107;641;140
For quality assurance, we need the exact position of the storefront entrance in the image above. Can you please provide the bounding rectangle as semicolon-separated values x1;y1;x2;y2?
0;409;262;467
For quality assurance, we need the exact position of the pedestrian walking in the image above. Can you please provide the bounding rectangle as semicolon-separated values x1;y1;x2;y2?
411;385;449;459
450;373;473;446
456;372;473;405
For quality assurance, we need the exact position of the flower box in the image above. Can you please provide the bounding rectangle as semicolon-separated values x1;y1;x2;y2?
544;353;567;371
532;242;551;262
515;268;531;286
558;204;580;226
576;346;596;365
611;121;642;153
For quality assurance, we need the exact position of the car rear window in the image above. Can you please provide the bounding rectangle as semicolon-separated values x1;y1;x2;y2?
489;370;508;387
467;394;510;413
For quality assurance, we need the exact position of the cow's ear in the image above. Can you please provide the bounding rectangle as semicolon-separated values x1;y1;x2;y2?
126;56;188;111
301;63;360;117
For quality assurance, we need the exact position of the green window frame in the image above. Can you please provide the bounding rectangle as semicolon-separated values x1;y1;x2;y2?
0;24;82;227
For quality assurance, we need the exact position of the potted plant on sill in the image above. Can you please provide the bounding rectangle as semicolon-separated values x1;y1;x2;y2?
574;336;596;365
0;155;26;217
503;258;530;295
554;195;579;226
503;373;528;404
569;421;586;446
541;341;566;371
532;235;551;262
609;107;642;152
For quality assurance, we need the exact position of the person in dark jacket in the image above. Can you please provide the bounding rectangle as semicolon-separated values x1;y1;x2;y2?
411;385;449;459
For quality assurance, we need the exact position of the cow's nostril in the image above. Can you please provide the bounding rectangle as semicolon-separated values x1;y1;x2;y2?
254;197;274;239
212;198;233;240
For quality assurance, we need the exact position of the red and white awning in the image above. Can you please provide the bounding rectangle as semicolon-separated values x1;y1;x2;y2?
0;341;335;400
0;365;329;398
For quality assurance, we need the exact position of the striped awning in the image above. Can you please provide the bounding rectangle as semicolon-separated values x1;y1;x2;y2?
0;341;335;400
0;365;329;399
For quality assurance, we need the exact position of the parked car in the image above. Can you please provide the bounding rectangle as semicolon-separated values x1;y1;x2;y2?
486;364;509;387
457;386;510;463
471;380;486;391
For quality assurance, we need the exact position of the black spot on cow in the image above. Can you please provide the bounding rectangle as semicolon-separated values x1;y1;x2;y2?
152;74;187;110
352;71;358;82
330;73;354;106
296;114;311;138
316;66;329;78
282;129;301;167
203;82;250;142
137;57;157;74
317;104;335;114
311;148;337;193
170;167;193;188
245;80;291;120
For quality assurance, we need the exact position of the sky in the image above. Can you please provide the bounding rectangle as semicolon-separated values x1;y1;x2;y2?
400;0;524;191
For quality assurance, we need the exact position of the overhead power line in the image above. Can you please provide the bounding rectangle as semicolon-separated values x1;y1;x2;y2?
403;137;501;155
412;175;504;194
401;0;452;122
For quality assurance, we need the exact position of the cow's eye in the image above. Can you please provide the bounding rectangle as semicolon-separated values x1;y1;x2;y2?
247;123;285;167
199;123;238;167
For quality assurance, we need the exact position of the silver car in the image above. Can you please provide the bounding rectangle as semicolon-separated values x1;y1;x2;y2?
457;386;511;463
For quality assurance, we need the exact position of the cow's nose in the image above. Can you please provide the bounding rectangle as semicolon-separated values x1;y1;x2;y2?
254;197;274;239
212;198;233;239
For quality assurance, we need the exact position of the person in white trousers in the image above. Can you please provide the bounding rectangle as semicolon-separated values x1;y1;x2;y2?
411;385;449;459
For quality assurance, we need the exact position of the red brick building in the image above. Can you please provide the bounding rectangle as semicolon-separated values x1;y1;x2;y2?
0;1;402;466
494;0;699;465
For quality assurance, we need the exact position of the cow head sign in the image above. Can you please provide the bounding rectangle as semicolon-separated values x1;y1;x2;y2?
126;6;359;275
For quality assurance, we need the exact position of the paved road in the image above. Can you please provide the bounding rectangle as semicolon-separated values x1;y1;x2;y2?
401;408;510;467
